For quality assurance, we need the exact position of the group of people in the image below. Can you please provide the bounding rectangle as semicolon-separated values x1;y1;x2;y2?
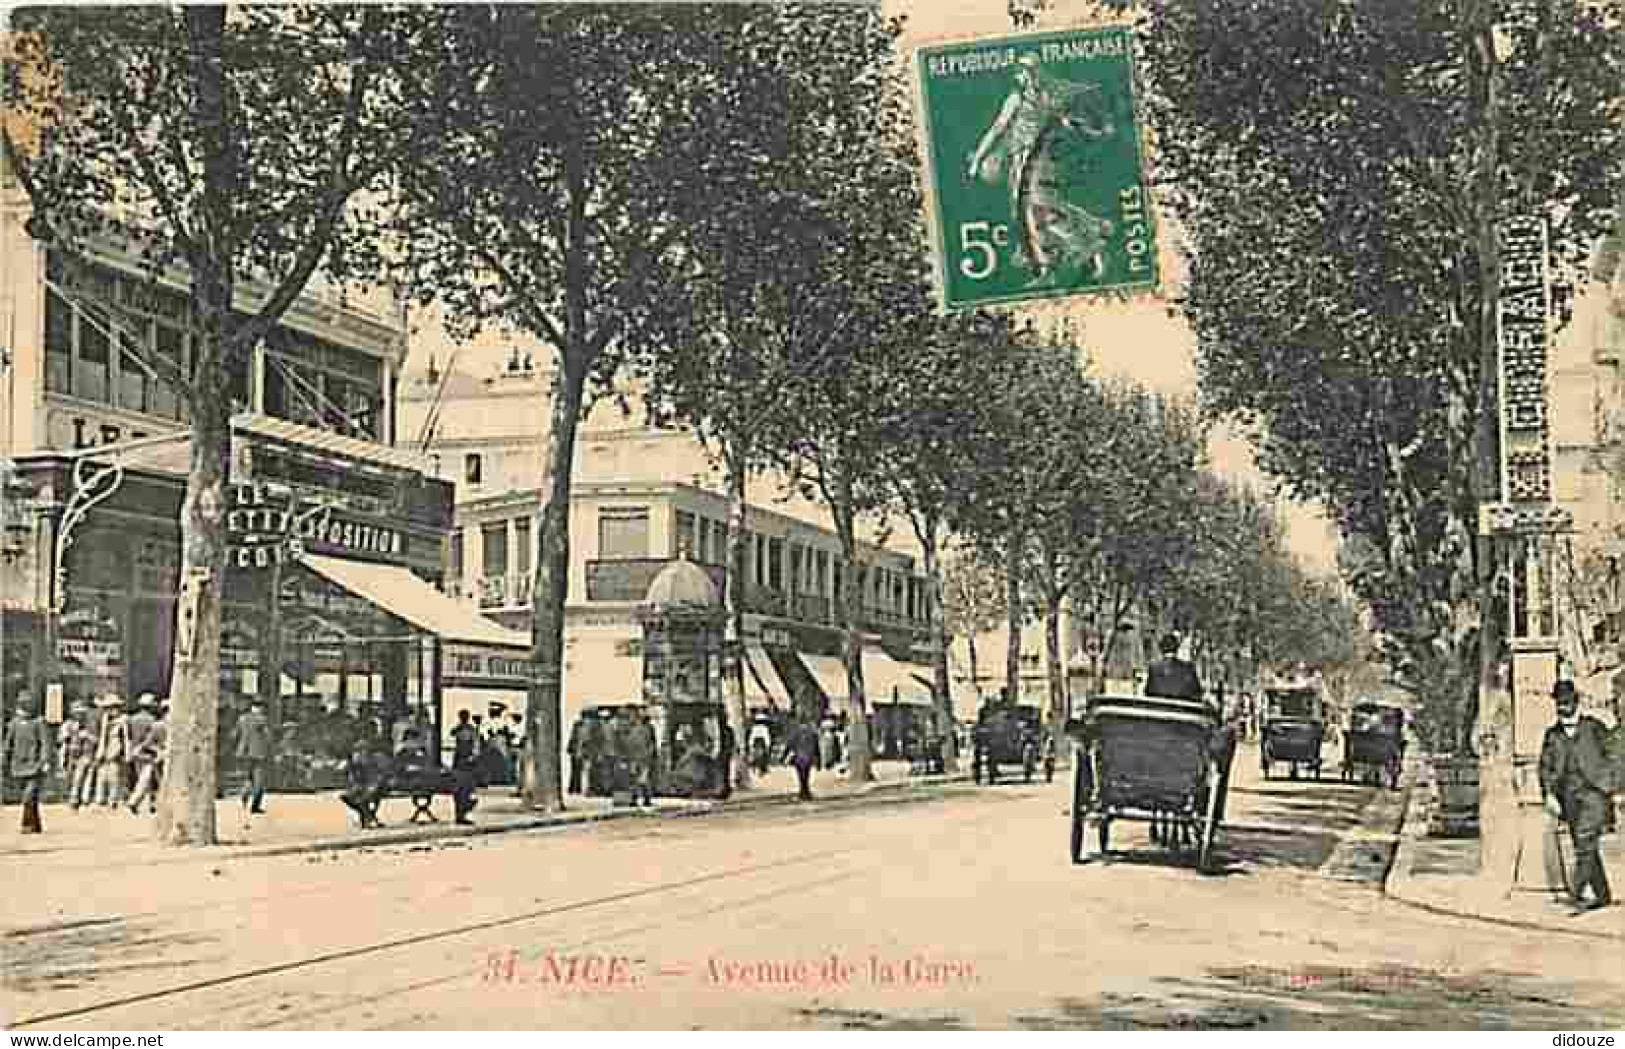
2;690;173;833
564;707;665;805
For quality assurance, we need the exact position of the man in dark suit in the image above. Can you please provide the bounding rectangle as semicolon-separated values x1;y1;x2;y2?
787;719;820;801
1144;633;1203;702
1539;680;1615;911
4;694;51;833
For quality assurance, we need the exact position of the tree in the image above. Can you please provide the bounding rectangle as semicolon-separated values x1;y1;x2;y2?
395;5;779;811
6;5;434;845
1137;0;1625;750
941;541;1007;695
630;5;912;791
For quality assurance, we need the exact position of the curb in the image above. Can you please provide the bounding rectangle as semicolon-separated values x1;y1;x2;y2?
186;770;977;865
1380;762;1625;943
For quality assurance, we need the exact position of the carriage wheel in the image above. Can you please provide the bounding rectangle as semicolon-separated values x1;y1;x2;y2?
1197;768;1225;874
1069;760;1087;864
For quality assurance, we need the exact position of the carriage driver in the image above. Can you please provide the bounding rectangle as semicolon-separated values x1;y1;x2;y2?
1144;633;1204;702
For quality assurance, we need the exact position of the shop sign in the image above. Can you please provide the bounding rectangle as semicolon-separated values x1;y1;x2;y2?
1495;215;1552;505
443;643;537;685
916;26;1156;311
228;481;406;568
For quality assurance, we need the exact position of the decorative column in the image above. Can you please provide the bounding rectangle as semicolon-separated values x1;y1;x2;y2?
1477;216;1574;893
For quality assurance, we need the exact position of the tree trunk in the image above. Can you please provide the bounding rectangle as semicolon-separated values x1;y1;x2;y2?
834;505;871;783
722;437;752;791
1043;586;1067;763
523;355;584;812
156;7;232;847
920;523;957;770
1005;535;1023;703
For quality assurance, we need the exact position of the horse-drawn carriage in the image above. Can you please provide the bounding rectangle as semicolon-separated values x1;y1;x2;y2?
1260;686;1326;780
1341;702;1405;789
972;702;1052;784
1067;693;1235;872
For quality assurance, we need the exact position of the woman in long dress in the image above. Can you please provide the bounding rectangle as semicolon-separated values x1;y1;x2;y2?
966;55;1118;287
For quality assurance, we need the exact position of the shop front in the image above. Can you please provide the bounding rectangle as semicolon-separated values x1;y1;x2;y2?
2;417;530;791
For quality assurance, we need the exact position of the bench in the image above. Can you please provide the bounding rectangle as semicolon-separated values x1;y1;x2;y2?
380;767;460;824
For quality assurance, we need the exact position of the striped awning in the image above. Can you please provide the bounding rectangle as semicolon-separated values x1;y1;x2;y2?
744;645;789;710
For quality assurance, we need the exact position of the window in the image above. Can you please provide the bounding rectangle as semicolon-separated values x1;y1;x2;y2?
789;544;804;594
675;510;696;559
75;307;109;402
515;517;531;578
264;328;383;439
449;529;464;585
45;288;72;394
116;318;152;414
465;453;483;485
766;537;784;591
598;507;650;560
482;522;509;579
151;324;185;420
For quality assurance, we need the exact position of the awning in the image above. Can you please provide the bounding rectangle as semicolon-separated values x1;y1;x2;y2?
744;645;789;710
300;553;529;649
800;653;851;710
863;650;934;707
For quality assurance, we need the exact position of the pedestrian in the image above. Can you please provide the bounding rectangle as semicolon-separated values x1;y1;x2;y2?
717;718;736;800
1144;633;1204;702
787;719;819;801
127;697;168;815
4;693;51;833
1539;680;1616;912
450;708;480;825
626;708;658;806
749;718;772;776
819;717;837;771
125;693;156;794
60;702;96;808
567;712;591;796
341;739;390;829
93;694;130;808
235;698;273;815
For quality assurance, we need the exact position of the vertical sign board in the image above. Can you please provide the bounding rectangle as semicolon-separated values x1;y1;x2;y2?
1497;216;1554;505
916;27;1157;311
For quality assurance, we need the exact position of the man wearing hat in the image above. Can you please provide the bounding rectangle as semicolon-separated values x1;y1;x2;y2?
93;693;130;808
4;693;51;833
59;701;96;808
127;695;168;815
1539;680;1616;911
235;698;273;815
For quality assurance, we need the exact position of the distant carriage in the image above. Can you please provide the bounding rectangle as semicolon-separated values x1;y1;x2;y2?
972;703;1052;785
1067;693;1235;873
1259;686;1325;781
1341;702;1405;789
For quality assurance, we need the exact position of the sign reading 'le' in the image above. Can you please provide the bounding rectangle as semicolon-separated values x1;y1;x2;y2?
1497;216;1552;504
916;27;1157;311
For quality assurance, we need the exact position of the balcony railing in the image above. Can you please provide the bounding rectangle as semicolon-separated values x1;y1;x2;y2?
475;573;533;609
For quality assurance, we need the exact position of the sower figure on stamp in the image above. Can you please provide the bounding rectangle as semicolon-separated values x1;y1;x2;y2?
1540;680;1616;912
4;693;51;834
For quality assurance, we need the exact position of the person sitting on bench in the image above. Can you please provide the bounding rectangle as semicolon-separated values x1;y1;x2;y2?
342;739;390;830
392;728;442;823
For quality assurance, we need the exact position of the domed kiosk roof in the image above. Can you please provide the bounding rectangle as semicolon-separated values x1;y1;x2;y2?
643;557;720;610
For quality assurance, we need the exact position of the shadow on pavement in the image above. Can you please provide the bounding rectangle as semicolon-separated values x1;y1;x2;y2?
1012;964;1625;1029
4;918;220;995
795;1006;968;1030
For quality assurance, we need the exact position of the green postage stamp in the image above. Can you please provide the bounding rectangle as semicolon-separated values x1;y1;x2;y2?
916;27;1158;311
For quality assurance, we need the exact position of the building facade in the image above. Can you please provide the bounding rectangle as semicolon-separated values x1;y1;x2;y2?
0;155;525;783
397;350;943;756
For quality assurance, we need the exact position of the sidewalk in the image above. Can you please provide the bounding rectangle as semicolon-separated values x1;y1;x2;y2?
1384;780;1625;941
0;760;969;872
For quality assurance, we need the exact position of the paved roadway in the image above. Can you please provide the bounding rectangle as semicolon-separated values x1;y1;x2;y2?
7;747;1624;1030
